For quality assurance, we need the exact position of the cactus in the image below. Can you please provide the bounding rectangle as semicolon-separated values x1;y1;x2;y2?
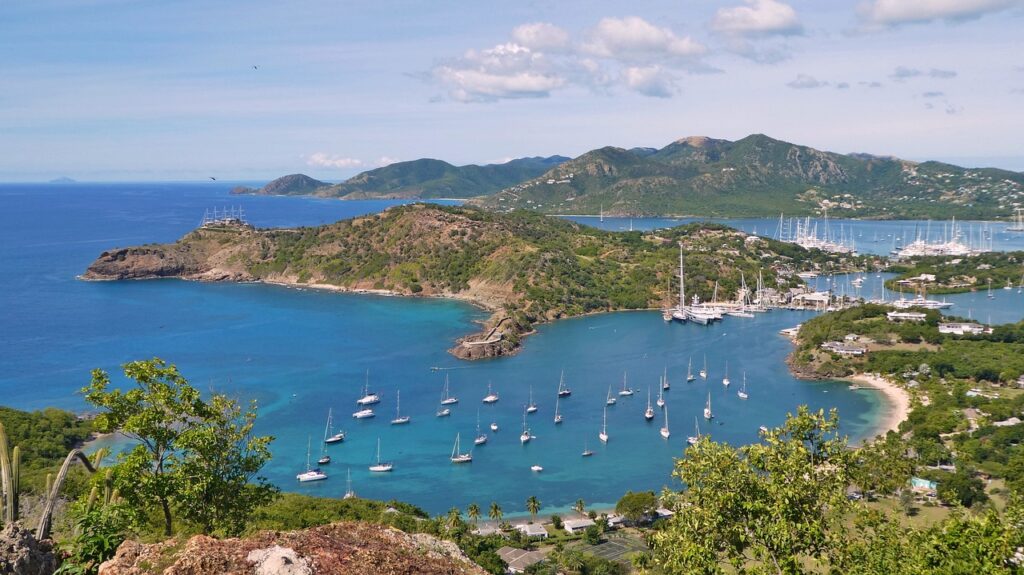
1;421;13;525
36;449;97;540
45;473;52;498
10;446;20;524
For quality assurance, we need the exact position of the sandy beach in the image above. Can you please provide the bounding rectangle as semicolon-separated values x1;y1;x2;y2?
846;373;911;438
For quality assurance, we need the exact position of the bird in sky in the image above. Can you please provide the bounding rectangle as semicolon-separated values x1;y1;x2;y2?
209;176;217;181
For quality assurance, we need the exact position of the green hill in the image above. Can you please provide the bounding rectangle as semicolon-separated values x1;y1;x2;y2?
233;156;569;199
83;204;851;359
477;134;1024;219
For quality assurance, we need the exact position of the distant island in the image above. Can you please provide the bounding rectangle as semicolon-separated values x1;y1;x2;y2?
81;204;854;359
235;134;1024;220
48;176;76;183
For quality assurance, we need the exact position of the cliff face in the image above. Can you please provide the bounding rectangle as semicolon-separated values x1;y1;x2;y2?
98;521;487;575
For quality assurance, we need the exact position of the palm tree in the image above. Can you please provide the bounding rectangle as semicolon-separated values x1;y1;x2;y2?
489;501;503;522
526;495;541;523
559;548;586;573
574;498;586;517
446;506;463;534
467;502;481;526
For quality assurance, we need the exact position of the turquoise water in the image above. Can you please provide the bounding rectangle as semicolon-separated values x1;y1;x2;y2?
3;182;1020;516
565;216;1024;257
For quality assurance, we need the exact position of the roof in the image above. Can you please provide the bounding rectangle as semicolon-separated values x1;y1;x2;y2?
562;518;596;530
497;547;547;573
515;523;548;537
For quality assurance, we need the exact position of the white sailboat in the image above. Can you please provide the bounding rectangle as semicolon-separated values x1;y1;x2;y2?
316;431;331;465
474;411;488;445
391;390;411;425
660;405;670;439
606;385;617;406
582;440;594;457
599;406;609;443
722;361;731;387
988;278;995;299
618;371;634;396
686;357;696;382
352;407;375;419
531;464;544;472
323;408;345;443
703;392;713;420
368;438;393;472
644;386;655;420
699;355;708;380
436;406;451;417
490;421;499;432
687;417;701;445
520;408;532;444
356;370;380;405
450;433;473;463
296;437;327;482
661;366;670;391
482;382;499;404
554;395;563;424
526;386;538;414
737;372;749;400
343;468;355;499
557;370;572;397
440;373;459;405
656;386;665;408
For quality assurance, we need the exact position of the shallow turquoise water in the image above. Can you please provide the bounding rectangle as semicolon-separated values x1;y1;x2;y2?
3;183;1018;516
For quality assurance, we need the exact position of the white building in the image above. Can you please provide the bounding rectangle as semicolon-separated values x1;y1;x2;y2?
887;311;927;322
938;322;988;335
562;518;596;534
515;523;548;539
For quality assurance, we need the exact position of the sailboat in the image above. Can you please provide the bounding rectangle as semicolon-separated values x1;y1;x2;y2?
317;435;331;465
1018;273;1023;294
323;408;345;443
699;355;708;380
606;385;617;406
703;392;713;420
722;362;731;387
582;440;594;457
450;433;473;463
342;468;355;499
440;373;459;405
391;390;411;425
1005;278;1014;291
482;382;499;404
618;371;634;396
557;370;572;397
356;370;380;405
520;408;532;444
352;407;375;419
490;421;499;432
474;411;488;445
660;405;670;439
661;366;670;391
686;357;696;382
644;387;655;420
687;417;700;446
554;395;563;424
526;386;538;413
599;406;609;443
656;387;665;408
988;278;995;299
368;438;393;472
297;436;328;482
436;406;451;417
737;372;749;400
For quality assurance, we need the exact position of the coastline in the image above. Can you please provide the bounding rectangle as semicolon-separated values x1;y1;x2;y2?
845;372;911;439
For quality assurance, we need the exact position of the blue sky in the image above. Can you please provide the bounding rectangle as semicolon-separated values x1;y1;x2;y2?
1;0;1022;181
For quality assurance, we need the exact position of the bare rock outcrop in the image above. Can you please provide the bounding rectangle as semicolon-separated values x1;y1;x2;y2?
98;521;487;575
0;524;57;575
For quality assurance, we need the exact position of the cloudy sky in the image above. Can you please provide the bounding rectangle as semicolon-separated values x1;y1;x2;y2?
2;0;1023;181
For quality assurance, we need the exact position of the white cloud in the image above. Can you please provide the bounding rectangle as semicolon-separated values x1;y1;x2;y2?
622;66;676;98
433;43;565;102
375;156;400;167
922;91;945;97
836;82;851;89
860;0;1020;26
581;16;706;61
307;153;363;169
787;74;829;89
929;68;957;78
890;66;958;80
511;22;571;52
712;0;803;37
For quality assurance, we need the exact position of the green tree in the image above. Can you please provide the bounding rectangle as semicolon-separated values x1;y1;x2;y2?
850;431;915;498
573;498;586;517
489;501;503;522
937;469;988;508
653;406;853;574
526;495;541;523
467;502;481;526
615;490;657;524
82;358;276;536
582;524;602;545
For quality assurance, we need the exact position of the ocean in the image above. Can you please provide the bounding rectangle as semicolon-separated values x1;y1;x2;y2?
2;182;1021;516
